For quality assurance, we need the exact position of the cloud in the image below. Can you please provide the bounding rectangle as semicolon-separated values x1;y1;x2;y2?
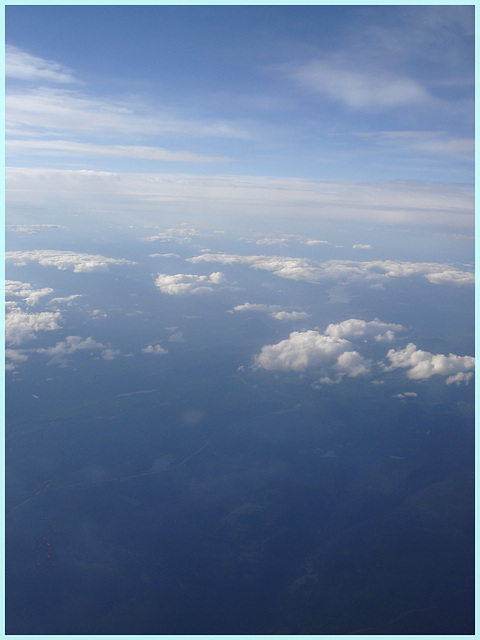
189;253;474;287
6;280;54;306
253;327;371;380
6;44;76;83
6;249;135;272
47;294;84;306
324;318;405;342
392;392;418;399
6;84;250;140
101;348;121;360
189;253;322;283
254;331;352;372
6;169;474;231
142;344;168;355
168;332;185;343
356;130;474;164
154;272;226;295
6;138;231;164
231;302;310;322
35;335;111;366
6;307;62;346
143;227;201;243
353;244;372;250
5;348;29;371
6;223;65;234
385;343;474;384
334;351;371;377
270;311;311;321
291;58;430;111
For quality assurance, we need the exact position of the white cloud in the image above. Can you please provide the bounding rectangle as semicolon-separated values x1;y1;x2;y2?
353;244;372;250
334;351;371;377
36;335;109;366
393;391;418;399
270;311;311;321
6;44;76;83
101;348;121;360
144;227;201;243
142;344;168;355
6;85;250;140
6;138;231;164
6;223;64;234
6;169;474;232
385;343;474;384
6;249;135;272
231;302;310;322
168;332;185;343
189;253;474;287
291;58;430;111
356;130;474;164
5;348;29;371
189;253;322;283
47;294;84;306
6;307;62;346
324;318;405;342
254;331;352;372
233;302;280;313
149;253;181;259
424;270;475;286
154;272;225;295
6;280;53;306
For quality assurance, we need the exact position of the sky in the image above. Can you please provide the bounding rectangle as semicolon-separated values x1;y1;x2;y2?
5;5;475;233
4;5;476;636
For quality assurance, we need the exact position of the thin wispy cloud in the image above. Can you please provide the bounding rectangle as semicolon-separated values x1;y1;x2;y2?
6;139;232;164
291;58;430;111
6;44;77;83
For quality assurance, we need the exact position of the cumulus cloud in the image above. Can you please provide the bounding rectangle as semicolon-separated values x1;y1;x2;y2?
353;244;372;250
231;302;310;322
324;318;405;342
334;351;371;377
189;253;322;283
6;308;62;346
35;335;110;366
253;329;371;381
143;227;201;243
189;253;473;287
142;344;168;355
393;392;418;399
154;272;225;295
271;311;311;321
254;331;352;372
5;348;29;371
252;316;415;381
6;280;53;306
385;343;474;385
5;249;135;272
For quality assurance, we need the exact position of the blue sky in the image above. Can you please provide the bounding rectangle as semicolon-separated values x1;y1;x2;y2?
5;5;475;231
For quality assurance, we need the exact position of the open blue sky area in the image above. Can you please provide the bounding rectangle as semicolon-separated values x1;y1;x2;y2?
6;5;474;233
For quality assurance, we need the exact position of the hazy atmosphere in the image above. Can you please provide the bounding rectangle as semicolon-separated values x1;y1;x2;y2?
5;5;475;635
